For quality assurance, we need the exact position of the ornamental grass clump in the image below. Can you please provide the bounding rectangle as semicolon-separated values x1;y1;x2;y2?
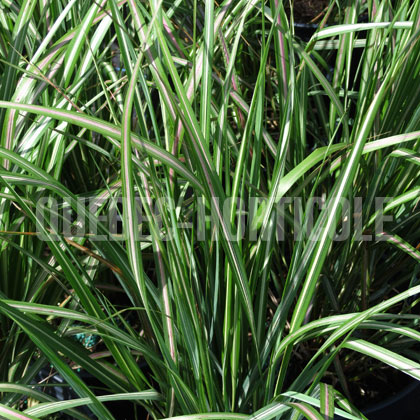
1;0;420;419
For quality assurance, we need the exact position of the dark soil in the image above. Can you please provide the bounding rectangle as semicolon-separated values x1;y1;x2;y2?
289;0;330;23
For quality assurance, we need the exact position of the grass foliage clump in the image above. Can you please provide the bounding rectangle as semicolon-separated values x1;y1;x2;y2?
1;0;420;419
